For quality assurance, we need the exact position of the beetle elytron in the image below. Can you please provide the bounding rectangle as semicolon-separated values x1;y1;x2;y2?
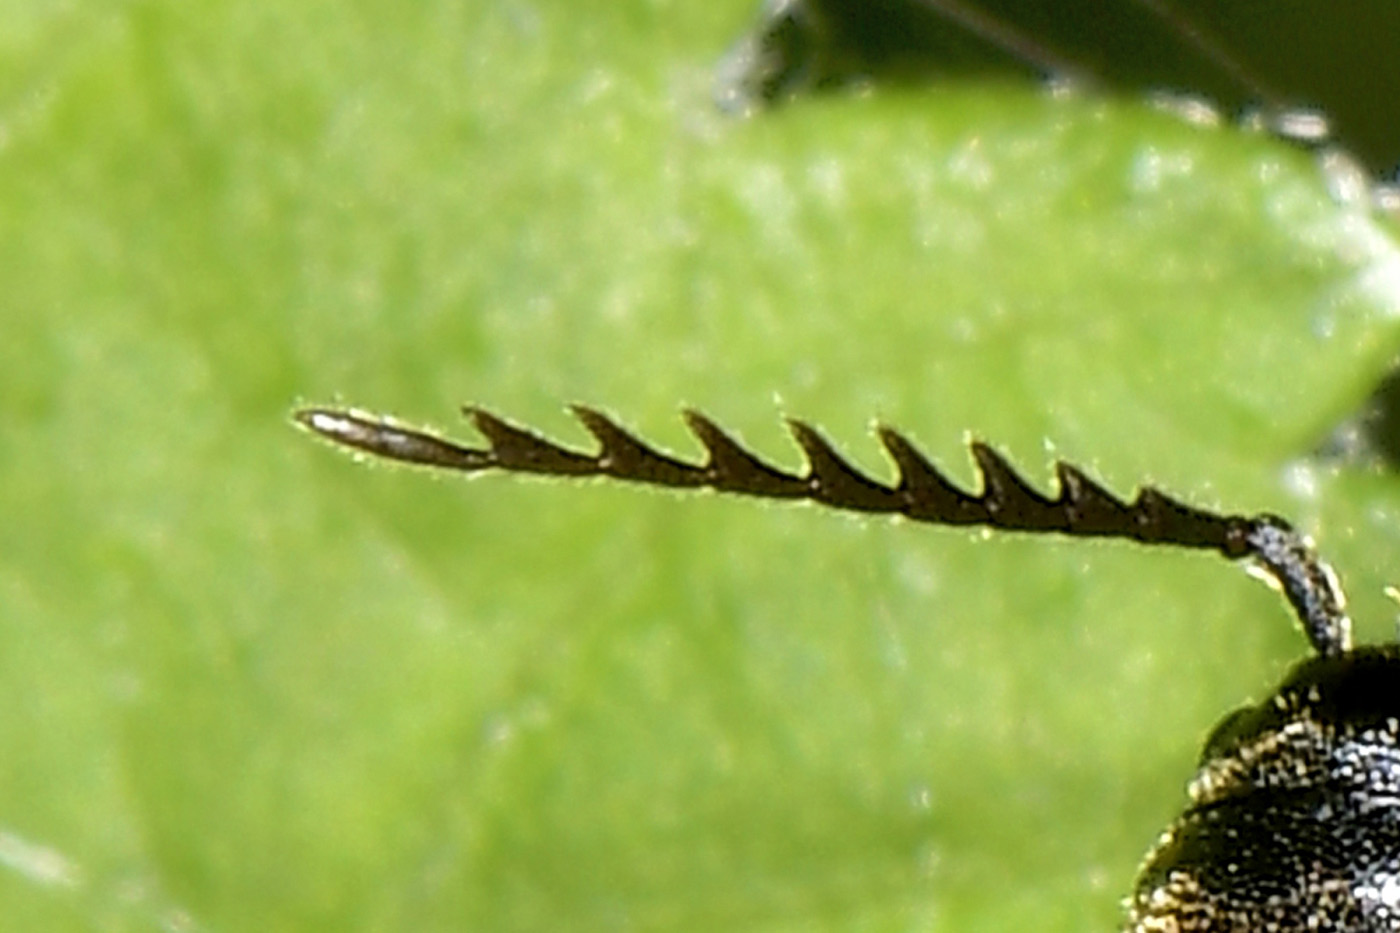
297;403;1400;932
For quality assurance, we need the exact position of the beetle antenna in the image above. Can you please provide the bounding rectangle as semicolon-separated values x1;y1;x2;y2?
294;404;1352;656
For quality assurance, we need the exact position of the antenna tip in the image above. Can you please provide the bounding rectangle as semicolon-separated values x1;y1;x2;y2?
294;406;357;441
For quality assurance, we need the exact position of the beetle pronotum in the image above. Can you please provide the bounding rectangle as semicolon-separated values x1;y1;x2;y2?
296;403;1400;932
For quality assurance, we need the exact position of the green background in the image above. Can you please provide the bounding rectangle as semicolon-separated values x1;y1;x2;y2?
5;1;1400;931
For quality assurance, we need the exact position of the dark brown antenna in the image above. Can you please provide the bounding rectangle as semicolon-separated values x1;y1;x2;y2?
294;404;1351;657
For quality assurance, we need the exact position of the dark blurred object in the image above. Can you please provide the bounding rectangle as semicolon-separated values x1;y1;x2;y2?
1316;368;1400;469
719;0;1400;181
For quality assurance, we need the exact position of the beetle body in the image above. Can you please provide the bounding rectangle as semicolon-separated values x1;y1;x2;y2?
1130;647;1400;932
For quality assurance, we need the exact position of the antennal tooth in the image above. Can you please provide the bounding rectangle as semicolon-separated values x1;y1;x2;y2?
1055;462;1135;536
969;442;1066;531
785;419;899;512
569;405;706;488
1132;487;1233;550
681;410;808;498
464;406;599;476
877;427;987;524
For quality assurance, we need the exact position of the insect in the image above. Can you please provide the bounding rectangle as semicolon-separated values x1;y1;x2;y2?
296;402;1400;932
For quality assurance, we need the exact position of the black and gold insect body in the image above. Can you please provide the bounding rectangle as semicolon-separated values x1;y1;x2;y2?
297;403;1400;932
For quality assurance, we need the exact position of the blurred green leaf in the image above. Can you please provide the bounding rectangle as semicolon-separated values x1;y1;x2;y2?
3;1;1400;932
